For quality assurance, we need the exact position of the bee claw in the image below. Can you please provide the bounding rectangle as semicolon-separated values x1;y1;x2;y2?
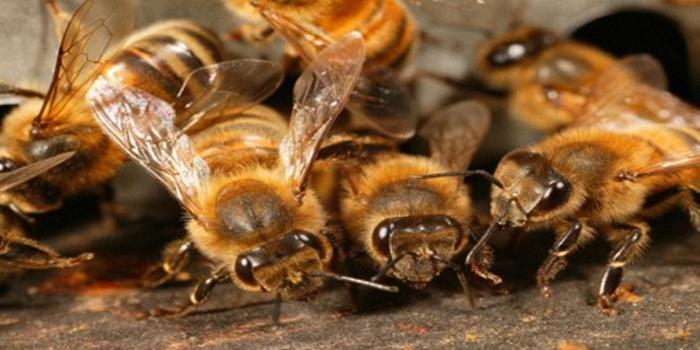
597;296;619;316
540;286;553;299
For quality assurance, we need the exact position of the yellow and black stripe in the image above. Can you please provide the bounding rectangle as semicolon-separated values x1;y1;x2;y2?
103;20;226;105
190;105;287;175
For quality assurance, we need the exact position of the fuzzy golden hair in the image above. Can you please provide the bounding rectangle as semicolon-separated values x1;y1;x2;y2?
340;154;471;263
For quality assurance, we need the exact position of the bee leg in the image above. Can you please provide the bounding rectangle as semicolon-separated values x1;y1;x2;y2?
683;190;700;231
597;224;649;315
0;234;93;269
152;267;230;318
142;240;196;288
467;230;502;285
271;293;283;329
536;221;589;298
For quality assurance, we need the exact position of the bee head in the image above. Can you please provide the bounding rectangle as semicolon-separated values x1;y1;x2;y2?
491;150;572;228
233;230;331;299
476;26;559;88
371;215;464;286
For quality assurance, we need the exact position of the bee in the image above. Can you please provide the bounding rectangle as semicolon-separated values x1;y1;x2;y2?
0;0;226;216
226;0;417;71
0;152;93;284
467;55;700;314
225;0;421;140
87;33;400;324
339;100;502;306
473;25;668;132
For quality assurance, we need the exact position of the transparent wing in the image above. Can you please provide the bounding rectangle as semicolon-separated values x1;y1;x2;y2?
257;6;417;139
0;152;75;191
174;59;284;132
279;32;365;195
35;0;134;131
419;100;491;171
619;54;668;90
256;7;332;62
86;77;209;218
575;55;700;131
347;68;418;140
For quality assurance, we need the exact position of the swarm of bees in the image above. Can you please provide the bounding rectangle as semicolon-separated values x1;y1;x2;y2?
0;0;698;327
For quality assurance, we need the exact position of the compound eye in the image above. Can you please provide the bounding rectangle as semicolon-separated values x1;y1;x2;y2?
488;42;527;67
234;256;256;287
532;177;571;215
0;158;18;173
372;220;395;258
234;251;264;288
294;232;323;256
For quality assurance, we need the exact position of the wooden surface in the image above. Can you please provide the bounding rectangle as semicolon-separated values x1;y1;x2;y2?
1;199;698;349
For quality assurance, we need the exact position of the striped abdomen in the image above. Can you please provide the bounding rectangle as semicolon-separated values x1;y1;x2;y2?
103;20;226;105
301;0;417;70
189;105;287;175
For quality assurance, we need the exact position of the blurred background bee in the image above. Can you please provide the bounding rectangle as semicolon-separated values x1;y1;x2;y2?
224;0;425;140
88;33;400;325
467;55;700;314
0;152;92;286
473;24;678;133
339;100;502;307
0;0;226;217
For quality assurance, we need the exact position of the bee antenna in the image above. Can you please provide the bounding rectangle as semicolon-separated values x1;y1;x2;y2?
409;170;503;188
308;271;399;293
370;253;409;282
464;211;506;266
429;255;476;309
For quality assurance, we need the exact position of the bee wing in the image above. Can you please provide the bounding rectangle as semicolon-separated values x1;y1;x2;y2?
575;55;700;131
257;7;332;62
34;0;134;131
347;68;419;140
419;100;491;172
279;33;365;195
174;59;284;132
619;54;668;90
87;77;209;218
258;8;417;140
0;152;75;192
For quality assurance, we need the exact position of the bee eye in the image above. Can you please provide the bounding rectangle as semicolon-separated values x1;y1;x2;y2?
532;177;571;215
234;254;260;287
488;42;527;67
0;158;18;173
372;220;395;257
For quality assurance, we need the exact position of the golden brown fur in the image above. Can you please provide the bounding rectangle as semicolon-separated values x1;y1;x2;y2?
0;20;225;214
340;154;472;286
489;78;700;311
228;0;418;70
475;26;617;131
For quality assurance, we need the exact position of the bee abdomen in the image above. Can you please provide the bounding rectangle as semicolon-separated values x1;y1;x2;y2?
191;107;287;174
362;0;416;69
103;20;226;104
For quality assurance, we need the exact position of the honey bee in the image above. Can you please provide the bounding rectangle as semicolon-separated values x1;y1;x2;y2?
339;100;502;306
0;151;93;284
225;0;420;140
87;32;400;324
467;55;700;314
474;25;668;132
0;0;227;216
